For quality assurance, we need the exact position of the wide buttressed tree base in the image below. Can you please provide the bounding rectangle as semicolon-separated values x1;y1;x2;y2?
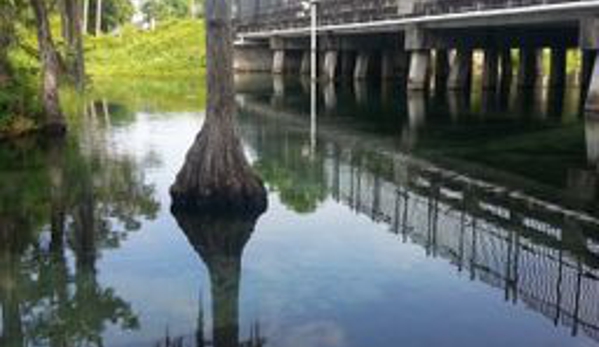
170;0;266;214
170;113;268;215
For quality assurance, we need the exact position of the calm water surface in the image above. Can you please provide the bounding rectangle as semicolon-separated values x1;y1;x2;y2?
2;75;599;347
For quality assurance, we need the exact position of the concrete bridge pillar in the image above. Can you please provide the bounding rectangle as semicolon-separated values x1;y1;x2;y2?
272;50;301;75
585;53;599;113
381;50;409;80
340;51;356;78
234;43;273;72
300;51;310;76
447;49;472;90
408;50;430;91
322;50;339;80
500;49;513;89
354;52;371;80
273;50;285;74
549;47;567;89
517;48;540;88
434;50;450;92
482;49;499;90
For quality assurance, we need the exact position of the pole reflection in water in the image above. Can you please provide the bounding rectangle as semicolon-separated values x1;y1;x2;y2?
310;77;318;158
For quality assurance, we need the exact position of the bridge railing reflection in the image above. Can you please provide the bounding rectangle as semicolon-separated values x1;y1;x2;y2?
238;89;599;343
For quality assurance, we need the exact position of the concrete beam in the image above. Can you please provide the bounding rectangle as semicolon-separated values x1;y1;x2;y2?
408;50;430;91
448;49;473;90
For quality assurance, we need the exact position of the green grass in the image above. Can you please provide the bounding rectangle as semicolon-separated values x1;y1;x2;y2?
86;19;206;77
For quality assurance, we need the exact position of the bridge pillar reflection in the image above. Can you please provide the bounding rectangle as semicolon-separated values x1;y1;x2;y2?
447;49;473;90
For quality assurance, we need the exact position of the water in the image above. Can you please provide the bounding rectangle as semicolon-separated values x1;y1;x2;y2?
1;75;599;347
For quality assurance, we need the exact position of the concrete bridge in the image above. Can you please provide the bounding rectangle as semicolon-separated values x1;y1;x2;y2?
232;0;599;113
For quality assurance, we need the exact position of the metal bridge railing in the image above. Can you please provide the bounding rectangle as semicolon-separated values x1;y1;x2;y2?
234;0;585;35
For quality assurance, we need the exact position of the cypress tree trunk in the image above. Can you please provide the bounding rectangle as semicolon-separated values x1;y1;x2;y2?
170;0;266;213
30;0;67;134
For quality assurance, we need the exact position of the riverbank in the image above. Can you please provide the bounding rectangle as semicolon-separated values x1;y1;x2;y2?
86;20;206;77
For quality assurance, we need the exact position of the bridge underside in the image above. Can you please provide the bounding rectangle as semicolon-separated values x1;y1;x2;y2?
233;3;599;114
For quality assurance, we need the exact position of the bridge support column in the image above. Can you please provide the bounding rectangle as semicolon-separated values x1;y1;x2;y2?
323;50;339;80
482;49;499;90
273;50;285;74
549;47;567;89
272;50;301;75
354;52;371;80
340;51;356;78
300;51;310;76
585;52;599;113
500;49;513;88
234;44;273;72
434;50;449;92
381;50;408;80
517;48;540;88
408;50;430;91
448;49;472;90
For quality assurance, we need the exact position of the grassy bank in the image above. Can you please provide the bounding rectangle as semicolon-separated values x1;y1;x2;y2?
86;20;206;77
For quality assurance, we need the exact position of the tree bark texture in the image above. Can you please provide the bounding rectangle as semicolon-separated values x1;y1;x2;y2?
30;0;67;134
170;0;266;214
62;0;86;90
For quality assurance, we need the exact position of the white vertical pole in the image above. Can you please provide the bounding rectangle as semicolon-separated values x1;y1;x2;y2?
310;0;317;81
310;0;318;157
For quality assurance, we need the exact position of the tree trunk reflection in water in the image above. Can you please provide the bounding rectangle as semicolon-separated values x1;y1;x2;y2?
170;0;266;214
173;210;267;347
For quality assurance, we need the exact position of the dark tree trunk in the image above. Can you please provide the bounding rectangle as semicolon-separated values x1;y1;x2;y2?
170;0;266;213
30;0;67;134
62;0;86;90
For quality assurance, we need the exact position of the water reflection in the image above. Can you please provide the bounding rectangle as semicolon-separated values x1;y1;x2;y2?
172;211;266;347
0;101;159;346
237;77;599;344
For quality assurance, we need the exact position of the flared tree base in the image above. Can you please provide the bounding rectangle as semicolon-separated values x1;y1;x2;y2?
171;182;268;217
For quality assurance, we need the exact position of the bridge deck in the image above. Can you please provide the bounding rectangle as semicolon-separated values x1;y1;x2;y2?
234;0;599;38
